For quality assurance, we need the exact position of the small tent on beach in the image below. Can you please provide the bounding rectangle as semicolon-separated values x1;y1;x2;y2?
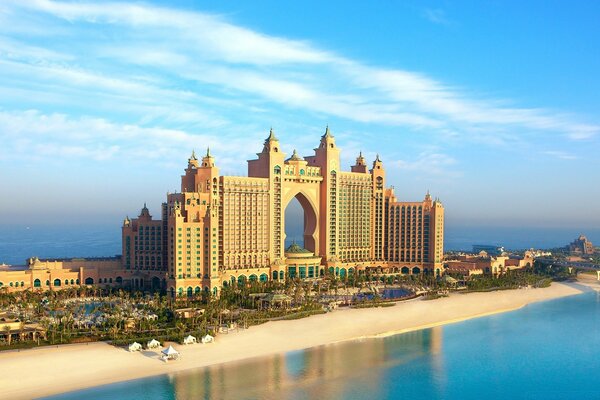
183;335;197;345
147;339;161;349
161;345;180;361
128;342;142;352
201;334;214;344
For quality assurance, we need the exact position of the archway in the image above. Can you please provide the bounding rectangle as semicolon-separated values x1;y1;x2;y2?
283;191;318;254
151;277;161;290
412;267;421;275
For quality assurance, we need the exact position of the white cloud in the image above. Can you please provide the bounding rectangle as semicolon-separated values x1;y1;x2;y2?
393;152;460;177
423;8;452;26
543;151;578;160
0;110;262;172
0;0;597;168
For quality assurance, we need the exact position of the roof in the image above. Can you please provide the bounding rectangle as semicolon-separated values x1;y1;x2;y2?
287;149;303;162
443;275;458;284
161;345;179;355
264;293;292;302
285;243;311;254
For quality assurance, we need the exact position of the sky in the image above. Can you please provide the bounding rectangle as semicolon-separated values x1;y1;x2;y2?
0;0;599;229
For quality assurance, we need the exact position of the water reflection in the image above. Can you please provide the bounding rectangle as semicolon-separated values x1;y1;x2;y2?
169;327;444;400
45;293;600;400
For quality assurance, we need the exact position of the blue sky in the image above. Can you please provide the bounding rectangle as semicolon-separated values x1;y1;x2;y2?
0;0;599;228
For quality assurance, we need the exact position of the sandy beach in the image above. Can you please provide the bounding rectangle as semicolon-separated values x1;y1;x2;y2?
0;282;587;399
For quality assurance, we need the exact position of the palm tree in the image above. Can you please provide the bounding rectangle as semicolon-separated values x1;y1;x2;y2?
3;324;11;346
109;324;120;340
176;321;186;339
18;321;25;343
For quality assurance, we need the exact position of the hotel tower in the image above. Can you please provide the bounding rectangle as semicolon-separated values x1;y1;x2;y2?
121;128;444;297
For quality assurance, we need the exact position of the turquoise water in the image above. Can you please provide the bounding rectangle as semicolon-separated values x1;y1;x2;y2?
3;224;600;265
44;288;600;399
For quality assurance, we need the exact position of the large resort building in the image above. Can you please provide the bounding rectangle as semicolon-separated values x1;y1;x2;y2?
0;128;444;296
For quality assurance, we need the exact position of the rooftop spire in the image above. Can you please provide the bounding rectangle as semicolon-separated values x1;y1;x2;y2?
375;153;381;162
322;124;333;138
425;190;432;201
190;149;197;160
206;146;211;157
288;149;303;161
266;127;278;142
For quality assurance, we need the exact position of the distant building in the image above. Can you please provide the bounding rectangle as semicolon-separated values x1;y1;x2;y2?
568;235;594;255
445;252;533;277
0;257;123;292
472;244;504;257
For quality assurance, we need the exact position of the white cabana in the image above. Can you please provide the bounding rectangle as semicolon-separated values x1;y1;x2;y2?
161;345;180;361
147;339;161;349
183;335;197;345
128;342;142;352
201;334;214;344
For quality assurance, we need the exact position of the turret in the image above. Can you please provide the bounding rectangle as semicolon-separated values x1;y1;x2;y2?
182;147;219;193
370;154;385;260
313;125;341;260
201;147;215;168
318;125;336;150
262;127;281;154
139;203;151;220
187;150;198;169
248;127;285;178
351;151;367;173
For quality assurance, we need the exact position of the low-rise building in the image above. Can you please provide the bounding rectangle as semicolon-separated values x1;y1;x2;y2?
445;252;533;277
0;256;164;293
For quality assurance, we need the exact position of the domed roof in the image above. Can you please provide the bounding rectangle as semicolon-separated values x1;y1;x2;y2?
287;149;304;162
285;243;311;254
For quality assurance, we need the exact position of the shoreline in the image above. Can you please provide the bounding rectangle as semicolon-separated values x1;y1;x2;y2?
0;282;588;400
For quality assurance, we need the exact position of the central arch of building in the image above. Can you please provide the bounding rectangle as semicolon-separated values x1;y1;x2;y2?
281;185;320;255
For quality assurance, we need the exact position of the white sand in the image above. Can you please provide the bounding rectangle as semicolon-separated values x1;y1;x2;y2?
0;282;583;399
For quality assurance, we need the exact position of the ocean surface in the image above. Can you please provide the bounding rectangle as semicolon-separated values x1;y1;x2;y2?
1;224;599;265
43;288;600;400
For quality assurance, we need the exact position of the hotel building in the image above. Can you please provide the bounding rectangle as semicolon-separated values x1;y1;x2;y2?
122;128;444;297
0;128;444;296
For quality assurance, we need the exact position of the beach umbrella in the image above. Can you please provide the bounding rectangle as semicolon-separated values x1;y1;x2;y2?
201;334;214;344
147;339;161;349
128;342;142;352
183;335;197;345
161;345;179;356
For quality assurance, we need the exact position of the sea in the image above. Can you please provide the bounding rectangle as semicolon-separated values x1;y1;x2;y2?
42;288;600;400
3;225;600;399
1;224;599;266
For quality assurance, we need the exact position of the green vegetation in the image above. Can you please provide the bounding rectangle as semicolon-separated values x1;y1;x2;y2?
0;274;411;350
0;262;574;351
464;263;573;292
